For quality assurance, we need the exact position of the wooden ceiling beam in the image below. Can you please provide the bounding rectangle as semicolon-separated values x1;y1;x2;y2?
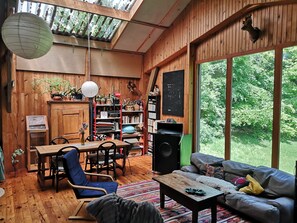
26;0;131;21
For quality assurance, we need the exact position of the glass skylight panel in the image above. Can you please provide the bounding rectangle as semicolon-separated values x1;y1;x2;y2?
82;0;136;12
17;0;125;42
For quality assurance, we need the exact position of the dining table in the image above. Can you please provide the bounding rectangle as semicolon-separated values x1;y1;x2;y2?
35;139;130;188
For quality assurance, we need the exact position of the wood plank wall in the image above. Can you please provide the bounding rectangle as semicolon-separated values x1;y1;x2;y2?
143;0;297;135
2;0;297;173
1;68;141;173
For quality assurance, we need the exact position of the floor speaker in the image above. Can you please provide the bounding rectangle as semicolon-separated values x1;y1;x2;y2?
153;134;180;174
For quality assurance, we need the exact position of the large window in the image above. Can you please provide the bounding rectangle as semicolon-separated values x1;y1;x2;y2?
199;60;226;158
279;46;297;174
231;51;275;166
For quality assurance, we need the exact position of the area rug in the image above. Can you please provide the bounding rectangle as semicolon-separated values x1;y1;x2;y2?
117;180;252;223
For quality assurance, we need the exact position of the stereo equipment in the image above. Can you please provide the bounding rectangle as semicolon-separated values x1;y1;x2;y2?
152;122;183;174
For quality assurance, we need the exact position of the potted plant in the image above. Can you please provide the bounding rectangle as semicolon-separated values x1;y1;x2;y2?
11;148;24;177
65;86;83;100
32;77;71;100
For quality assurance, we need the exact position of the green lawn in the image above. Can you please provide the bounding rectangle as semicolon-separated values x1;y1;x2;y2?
201;137;296;175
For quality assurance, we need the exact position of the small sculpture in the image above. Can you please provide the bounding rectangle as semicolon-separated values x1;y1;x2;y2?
241;14;261;43
127;81;142;97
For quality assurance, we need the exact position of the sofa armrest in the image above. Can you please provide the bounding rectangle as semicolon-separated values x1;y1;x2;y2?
266;197;294;223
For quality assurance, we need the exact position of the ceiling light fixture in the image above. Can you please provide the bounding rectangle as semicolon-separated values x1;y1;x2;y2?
81;13;99;137
1;12;53;59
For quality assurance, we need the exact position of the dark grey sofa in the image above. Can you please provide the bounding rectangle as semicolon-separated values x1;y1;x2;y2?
173;152;295;223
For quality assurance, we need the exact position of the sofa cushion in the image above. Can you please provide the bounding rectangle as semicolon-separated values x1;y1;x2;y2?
222;160;256;183
205;164;224;179
231;176;250;190
190;153;224;174
239;174;264;195
172;170;201;181
180;164;199;173
225;193;280;223
253;166;295;199
196;175;237;195
266;197;294;223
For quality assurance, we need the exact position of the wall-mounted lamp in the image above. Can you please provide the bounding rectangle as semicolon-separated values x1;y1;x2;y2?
1;12;53;59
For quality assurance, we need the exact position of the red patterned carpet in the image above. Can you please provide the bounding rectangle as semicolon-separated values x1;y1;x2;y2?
117;180;252;223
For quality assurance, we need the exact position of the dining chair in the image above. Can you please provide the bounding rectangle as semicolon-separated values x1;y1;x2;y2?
84;134;101;172
112;142;132;175
96;141;117;179
49;136;69;192
63;148;118;220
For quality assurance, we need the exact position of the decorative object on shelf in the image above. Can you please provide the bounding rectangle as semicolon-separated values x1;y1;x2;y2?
122;126;135;134
79;122;88;145
11;148;24;177
241;14;261;43
1;12;53;59
127;81;142;97
149;85;160;96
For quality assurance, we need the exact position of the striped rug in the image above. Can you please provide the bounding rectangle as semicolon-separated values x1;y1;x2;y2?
117;180;252;223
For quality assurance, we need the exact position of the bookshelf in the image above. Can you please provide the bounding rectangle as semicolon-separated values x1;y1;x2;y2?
122;108;145;156
93;104;122;140
147;95;161;155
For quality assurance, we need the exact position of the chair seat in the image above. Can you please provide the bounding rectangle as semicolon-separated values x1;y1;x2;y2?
78;181;118;198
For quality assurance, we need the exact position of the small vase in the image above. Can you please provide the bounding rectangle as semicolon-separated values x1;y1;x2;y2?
81;133;85;145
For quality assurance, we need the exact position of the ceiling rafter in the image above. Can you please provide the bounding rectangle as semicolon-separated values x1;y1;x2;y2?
25;0;131;21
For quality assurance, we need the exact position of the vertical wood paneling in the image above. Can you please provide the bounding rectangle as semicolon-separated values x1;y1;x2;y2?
144;0;297;70
2;70;141;172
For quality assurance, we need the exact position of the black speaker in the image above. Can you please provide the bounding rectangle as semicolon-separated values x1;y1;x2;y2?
153;134;181;174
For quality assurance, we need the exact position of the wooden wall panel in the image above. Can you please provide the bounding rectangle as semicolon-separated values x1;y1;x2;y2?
144;0;297;72
154;53;189;133
2;70;141;172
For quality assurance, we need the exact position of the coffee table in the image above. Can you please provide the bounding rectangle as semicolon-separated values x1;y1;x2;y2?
153;173;223;223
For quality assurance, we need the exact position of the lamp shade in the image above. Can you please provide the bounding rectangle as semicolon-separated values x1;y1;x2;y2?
1;12;53;59
81;81;99;98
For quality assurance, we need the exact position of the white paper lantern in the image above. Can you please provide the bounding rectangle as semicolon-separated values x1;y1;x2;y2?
81;81;99;98
1;12;53;59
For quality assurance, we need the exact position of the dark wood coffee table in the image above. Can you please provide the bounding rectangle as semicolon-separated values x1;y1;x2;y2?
153;173;223;223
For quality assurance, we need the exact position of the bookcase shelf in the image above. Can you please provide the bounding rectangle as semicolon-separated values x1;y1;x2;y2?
147;95;161;155
93;103;122;140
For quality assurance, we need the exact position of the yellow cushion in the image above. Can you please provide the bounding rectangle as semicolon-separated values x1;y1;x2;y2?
239;174;264;195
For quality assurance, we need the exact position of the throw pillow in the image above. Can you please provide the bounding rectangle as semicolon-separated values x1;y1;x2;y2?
231;176;250;190
205;164;224;179
196;175;237;195
180;165;199;173
239;174;264;195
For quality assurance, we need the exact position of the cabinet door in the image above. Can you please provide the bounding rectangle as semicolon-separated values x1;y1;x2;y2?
49;102;89;143
59;109;84;141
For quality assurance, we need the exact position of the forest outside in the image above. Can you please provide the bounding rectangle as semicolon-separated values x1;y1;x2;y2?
199;46;297;174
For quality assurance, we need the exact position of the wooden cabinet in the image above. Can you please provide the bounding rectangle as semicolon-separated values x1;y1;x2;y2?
26;115;49;171
48;101;89;143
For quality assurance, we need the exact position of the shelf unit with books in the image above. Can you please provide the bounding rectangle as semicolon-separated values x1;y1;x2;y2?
93;103;122;140
147;95;160;155
121;108;145;156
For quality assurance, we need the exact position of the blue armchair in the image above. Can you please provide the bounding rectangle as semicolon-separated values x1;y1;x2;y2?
63;148;118;220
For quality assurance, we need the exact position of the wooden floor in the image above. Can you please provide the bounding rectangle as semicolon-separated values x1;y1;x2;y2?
0;155;155;223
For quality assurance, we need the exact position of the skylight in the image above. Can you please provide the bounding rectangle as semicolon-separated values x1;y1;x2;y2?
17;0;136;42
